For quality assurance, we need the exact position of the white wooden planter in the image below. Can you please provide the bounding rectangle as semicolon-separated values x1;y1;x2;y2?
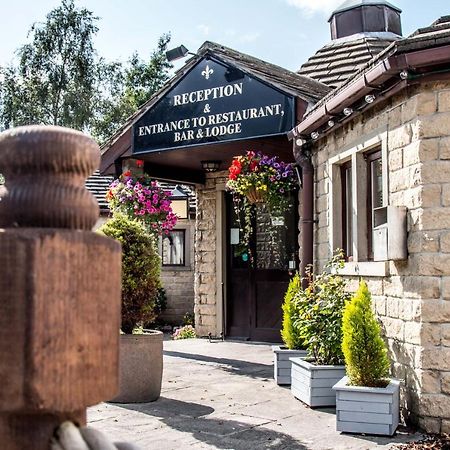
290;357;346;407
333;376;400;436
272;346;307;385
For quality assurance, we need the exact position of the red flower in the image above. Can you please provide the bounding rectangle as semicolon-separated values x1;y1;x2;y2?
249;160;258;172
123;170;131;177
136;160;144;168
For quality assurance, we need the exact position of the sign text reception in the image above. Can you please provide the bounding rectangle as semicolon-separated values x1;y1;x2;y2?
133;57;295;154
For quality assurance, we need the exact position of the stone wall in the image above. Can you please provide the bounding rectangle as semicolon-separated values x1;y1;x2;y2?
160;219;195;325
194;171;227;337
312;81;450;432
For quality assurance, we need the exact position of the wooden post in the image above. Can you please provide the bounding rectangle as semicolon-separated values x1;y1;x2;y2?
0;125;121;450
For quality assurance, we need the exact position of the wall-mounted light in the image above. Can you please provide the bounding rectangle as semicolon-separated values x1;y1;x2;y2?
327;120;335;128
399;70;409;80
166;45;196;62
365;94;376;104
201;160;221;172
295;138;306;146
343;107;353;116
170;186;189;220
311;131;320;140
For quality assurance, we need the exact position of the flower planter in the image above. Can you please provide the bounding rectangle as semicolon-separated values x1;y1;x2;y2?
110;330;163;403
290;357;346;407
333;376;400;436
272;346;307;385
246;187;265;204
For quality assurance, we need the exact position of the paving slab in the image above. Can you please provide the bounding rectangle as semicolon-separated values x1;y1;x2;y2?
88;338;421;450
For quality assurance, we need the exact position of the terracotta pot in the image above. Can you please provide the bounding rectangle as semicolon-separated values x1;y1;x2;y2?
110;330;163;403
246;187;265;204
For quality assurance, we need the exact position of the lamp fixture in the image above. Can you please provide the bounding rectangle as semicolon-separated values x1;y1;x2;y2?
327;120;335;128
365;94;376;104
201;160;221;172
343;107;353;116
399;70;409;80
295;138;305;146
311;131;320;140
166;45;196;62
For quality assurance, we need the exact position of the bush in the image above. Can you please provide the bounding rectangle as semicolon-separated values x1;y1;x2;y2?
99;213;161;334
173;325;196;340
342;281;390;387
294;252;351;365
281;273;304;349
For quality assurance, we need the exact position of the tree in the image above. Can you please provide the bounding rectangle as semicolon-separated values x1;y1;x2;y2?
0;0;172;146
0;0;99;131
91;33;172;143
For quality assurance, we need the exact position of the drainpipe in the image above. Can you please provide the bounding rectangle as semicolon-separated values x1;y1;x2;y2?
294;141;314;289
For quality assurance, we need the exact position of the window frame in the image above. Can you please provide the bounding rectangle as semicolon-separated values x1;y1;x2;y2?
161;229;186;267
328;131;389;276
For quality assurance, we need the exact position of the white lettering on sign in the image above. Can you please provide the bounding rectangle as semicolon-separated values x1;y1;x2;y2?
137;102;284;144
172;83;243;106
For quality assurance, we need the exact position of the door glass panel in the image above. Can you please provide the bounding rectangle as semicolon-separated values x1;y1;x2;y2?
229;197;251;269
255;197;297;270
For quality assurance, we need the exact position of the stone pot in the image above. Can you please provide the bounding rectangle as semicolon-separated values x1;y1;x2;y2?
290;357;346;407
272;345;307;385
110;330;163;403
333;376;400;436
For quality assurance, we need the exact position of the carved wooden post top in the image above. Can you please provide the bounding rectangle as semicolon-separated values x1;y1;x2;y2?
0;125;100;230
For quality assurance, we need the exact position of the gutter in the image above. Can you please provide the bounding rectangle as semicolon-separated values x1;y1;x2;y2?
289;43;450;139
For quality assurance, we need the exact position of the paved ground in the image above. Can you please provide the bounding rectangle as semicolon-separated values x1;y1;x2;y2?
88;338;421;450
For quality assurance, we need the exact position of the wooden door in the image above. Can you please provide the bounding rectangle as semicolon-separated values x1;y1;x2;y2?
226;193;298;342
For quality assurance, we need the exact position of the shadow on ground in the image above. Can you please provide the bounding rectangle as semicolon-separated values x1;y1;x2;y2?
120;397;308;449
164;350;273;380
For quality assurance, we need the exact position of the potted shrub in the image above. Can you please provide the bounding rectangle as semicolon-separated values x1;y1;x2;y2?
290;253;350;407
273;273;307;385
99;213;163;403
333;281;400;436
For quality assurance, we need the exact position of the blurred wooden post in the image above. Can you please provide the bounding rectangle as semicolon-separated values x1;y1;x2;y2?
0;126;121;450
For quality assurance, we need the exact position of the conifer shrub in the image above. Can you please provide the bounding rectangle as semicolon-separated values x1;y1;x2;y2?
294;252;350;365
342;280;390;387
99;213;161;334
281;273;304;350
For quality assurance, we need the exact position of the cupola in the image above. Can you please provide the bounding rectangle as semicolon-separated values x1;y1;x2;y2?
329;0;402;40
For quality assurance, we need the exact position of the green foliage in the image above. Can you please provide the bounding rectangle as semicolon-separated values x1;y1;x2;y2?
182;312;195;327
0;0;172;145
281;273;304;349
342;281;390;387
154;287;168;317
173;325;197;340
293;252;351;365
0;0;99;130
98;213;161;334
91;34;172;144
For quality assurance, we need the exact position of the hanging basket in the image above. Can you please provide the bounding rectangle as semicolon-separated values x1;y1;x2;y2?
246;187;266;204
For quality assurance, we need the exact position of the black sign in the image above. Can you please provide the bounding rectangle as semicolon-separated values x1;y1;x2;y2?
133;57;295;154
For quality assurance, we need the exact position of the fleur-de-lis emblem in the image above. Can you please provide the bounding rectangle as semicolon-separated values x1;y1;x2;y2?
201;65;214;80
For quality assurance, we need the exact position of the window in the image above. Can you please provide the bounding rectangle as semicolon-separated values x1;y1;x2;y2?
330;136;387;270
341;161;353;260
366;149;383;260
162;229;185;266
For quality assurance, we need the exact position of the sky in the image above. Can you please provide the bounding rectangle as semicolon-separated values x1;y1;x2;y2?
0;0;448;73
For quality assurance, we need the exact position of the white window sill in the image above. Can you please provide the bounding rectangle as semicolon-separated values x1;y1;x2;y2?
335;261;389;277
161;265;192;272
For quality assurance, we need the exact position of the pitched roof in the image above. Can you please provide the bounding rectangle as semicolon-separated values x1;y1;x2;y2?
297;33;400;89
100;41;330;161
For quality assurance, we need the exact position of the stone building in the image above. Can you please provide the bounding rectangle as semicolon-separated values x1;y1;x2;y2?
100;0;450;432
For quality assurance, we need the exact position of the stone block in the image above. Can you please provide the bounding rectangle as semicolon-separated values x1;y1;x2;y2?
443;325;450;346
440;136;450;159
421;323;442;346
442;373;450;394
389;148;403;171
419;394;450;418
441;184;450;206
418;417;442;434
402;92;437;122
442;420;450;434
438;90;450;112
419;370;441;394
383;277;404;298
408;231;440;253
403;276;440;299
389;125;413;149
420;113;450;139
421;299;450;323
421;347;450;370
410;253;450;276
421;160;450;184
